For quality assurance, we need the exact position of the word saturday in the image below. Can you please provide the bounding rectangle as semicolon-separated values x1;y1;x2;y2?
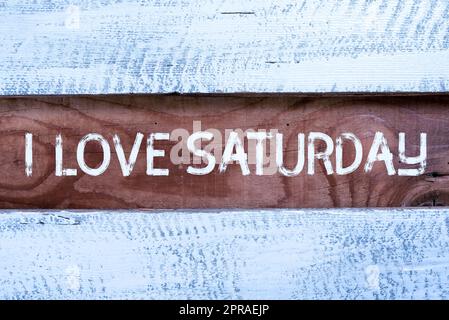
24;131;427;177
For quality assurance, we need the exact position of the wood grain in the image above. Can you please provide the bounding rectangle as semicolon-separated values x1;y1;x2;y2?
1;0;448;94
1;208;449;299
0;95;448;209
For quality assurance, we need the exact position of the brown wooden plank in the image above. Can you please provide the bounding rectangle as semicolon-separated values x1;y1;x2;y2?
0;95;448;209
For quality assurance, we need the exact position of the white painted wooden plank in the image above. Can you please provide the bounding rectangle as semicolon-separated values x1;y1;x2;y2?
0;0;448;94
1;208;449;299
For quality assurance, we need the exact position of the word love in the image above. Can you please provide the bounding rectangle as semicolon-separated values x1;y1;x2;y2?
23;131;427;177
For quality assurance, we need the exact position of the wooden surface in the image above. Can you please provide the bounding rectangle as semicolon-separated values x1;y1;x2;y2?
1;0;449;94
1;208;448;299
1;94;448;209
3;0;449;302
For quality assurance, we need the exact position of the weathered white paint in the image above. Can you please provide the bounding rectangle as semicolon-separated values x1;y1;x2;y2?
219;132;250;176
24;133;33;177
364;132;395;175
147;133;170;176
113;133;144;177
276;133;305;177
187;131;216;176
246;132;273;176
1;0;448;94
55;134;77;176
77;133;111;176
0;208;449;299
307;132;334;175
398;132;427;176
336;133;363;175
27;130;429;177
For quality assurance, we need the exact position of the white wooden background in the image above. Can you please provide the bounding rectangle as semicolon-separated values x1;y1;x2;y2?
1;0;449;300
0;0;448;94
1;209;449;300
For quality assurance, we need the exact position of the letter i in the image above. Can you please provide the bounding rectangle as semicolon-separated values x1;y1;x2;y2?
25;133;33;177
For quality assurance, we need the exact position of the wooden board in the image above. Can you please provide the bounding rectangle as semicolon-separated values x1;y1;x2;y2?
1;208;449;299
1;94;448;209
1;0;449;94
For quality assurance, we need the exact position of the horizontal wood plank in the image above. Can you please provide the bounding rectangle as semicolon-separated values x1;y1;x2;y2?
1;0;448;94
1;208;448;299
1;95;449;209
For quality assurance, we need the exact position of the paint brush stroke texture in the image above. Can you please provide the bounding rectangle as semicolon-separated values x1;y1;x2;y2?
1;0;449;94
1;208;449;299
